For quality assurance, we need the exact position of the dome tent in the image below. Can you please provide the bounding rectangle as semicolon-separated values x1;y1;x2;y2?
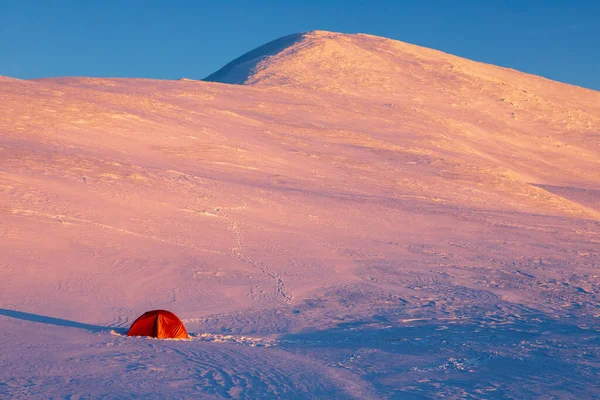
127;310;188;339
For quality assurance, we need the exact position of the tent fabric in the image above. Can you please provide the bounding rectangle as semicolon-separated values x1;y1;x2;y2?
127;310;188;339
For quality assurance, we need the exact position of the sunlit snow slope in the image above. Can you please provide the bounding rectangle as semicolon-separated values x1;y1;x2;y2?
1;31;599;399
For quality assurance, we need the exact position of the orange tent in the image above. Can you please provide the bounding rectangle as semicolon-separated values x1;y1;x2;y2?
127;310;188;339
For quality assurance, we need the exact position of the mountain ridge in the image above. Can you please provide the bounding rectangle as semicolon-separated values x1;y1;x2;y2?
204;30;600;96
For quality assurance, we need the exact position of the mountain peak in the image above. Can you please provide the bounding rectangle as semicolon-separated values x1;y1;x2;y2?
204;30;599;118
203;30;505;94
204;30;381;89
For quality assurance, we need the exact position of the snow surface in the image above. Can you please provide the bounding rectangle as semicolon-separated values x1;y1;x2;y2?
1;30;600;398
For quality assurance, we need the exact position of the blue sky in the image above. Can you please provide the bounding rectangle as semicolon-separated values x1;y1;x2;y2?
1;0;598;90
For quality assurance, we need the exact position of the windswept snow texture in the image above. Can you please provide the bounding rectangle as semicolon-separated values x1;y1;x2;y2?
1;30;600;399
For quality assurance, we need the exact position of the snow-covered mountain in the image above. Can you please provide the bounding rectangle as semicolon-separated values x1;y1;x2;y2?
1;31;599;398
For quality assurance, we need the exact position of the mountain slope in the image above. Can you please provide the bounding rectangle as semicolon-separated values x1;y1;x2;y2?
1;31;599;398
204;30;600;195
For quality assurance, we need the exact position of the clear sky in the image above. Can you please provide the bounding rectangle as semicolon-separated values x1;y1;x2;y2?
1;0;598;90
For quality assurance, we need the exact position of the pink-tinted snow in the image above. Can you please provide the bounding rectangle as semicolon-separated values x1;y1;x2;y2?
1;31;599;398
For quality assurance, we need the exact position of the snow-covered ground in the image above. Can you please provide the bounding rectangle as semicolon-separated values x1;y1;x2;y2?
1;31;599;398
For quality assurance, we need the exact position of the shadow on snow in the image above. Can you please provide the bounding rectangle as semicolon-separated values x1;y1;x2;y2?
0;308;126;333
278;312;600;399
